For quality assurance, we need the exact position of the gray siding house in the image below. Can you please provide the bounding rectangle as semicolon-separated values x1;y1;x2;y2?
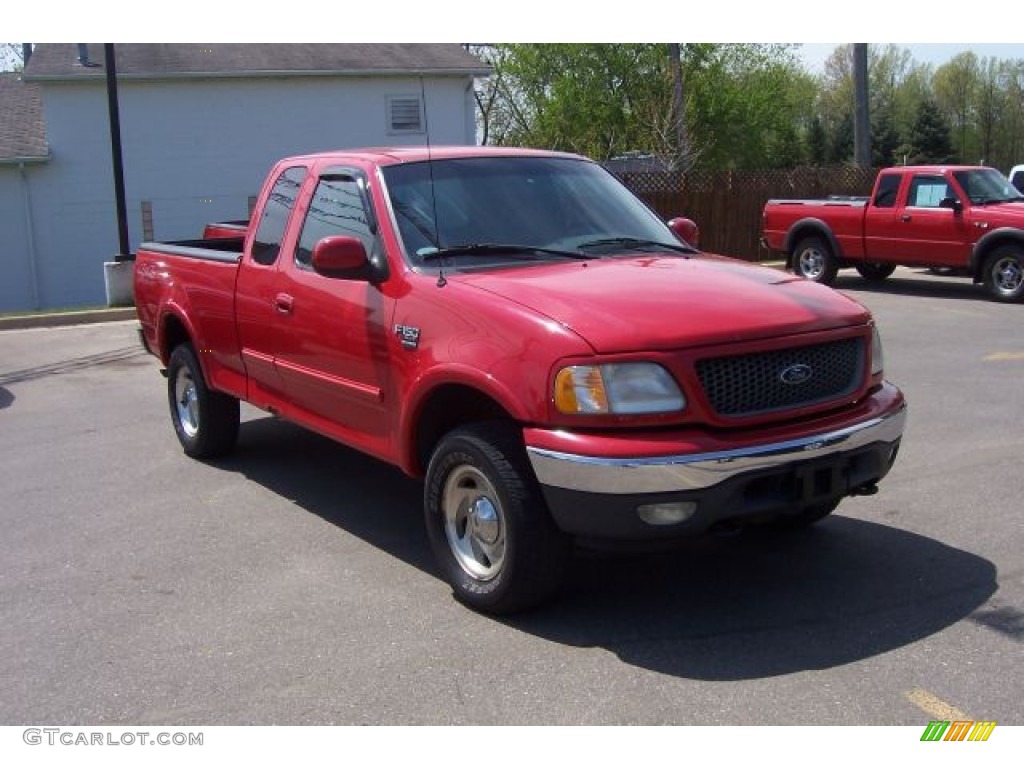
2;44;488;312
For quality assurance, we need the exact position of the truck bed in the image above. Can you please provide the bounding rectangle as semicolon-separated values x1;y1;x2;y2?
764;198;868;208
134;238;246;398
138;237;244;263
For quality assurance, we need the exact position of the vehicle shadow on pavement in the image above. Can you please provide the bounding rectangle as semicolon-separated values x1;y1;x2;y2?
220;415;996;683
216;415;434;571
510;520;997;681
0;386;12;410
834;271;990;302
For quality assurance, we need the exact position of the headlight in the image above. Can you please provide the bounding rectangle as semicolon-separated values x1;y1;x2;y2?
554;363;686;415
871;324;884;376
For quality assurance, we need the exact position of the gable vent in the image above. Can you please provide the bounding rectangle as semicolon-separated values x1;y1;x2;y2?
388;96;423;133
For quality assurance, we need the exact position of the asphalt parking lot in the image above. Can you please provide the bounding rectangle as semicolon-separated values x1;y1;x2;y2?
0;266;1021;725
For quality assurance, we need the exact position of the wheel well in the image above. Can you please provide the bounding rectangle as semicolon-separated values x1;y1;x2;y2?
786;224;837;265
412;384;515;475
974;236;1024;280
161;314;191;364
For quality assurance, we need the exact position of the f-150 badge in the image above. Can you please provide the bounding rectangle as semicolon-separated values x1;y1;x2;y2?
394;324;421;349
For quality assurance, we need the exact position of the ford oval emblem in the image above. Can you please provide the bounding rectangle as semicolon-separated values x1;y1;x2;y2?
780;363;813;386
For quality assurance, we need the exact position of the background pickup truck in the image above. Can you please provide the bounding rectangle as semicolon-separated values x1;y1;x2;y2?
135;146;906;614
761;165;1024;302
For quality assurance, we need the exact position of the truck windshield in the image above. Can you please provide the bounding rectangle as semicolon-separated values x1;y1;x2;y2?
952;168;1024;205
381;156;688;267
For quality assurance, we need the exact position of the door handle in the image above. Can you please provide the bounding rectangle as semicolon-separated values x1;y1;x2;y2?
274;293;294;315
900;214;912;223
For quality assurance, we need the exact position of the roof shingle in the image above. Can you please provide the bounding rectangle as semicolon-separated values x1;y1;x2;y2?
24;43;490;80
0;73;48;162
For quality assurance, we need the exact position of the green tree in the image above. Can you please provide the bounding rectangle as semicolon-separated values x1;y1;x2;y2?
831;112;854;163
482;43;810;170
909;98;956;163
807;116;827;165
871;104;901;166
974;57;1004;166
934;52;980;162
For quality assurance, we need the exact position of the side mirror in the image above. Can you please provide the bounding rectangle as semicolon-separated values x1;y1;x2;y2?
667;217;700;247
939;197;963;214
311;236;370;278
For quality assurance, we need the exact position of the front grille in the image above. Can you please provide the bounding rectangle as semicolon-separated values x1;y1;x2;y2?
696;337;864;417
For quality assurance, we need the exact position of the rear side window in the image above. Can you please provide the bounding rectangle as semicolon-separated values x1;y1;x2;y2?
251;166;308;265
872;174;901;208
907;175;954;208
295;175;376;269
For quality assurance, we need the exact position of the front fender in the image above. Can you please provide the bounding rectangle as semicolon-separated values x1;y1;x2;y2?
398;363;534;474
971;227;1024;275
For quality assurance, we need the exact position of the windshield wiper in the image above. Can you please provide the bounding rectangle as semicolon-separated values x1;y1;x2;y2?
418;243;596;262
576;236;697;254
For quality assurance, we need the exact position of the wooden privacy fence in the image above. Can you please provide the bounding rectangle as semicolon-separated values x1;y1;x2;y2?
615;166;879;261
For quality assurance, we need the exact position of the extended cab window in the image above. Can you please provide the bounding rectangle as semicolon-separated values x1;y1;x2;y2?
251;166;308;266
872;174;900;208
907;175;955;208
295;175;376;269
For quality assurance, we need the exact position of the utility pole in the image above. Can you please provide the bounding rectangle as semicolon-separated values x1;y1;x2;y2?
853;43;871;167
668;43;688;170
104;44;130;259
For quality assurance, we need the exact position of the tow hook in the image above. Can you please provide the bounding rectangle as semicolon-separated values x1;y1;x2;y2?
851;483;879;497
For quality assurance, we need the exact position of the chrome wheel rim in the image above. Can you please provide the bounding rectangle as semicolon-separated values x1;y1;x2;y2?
993;256;1023;294
442;465;506;581
798;248;824;279
174;365;200;439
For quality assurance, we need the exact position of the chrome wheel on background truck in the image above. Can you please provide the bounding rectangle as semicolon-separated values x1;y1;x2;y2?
791;236;839;285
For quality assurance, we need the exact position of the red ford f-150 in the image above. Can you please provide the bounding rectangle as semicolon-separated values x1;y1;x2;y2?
761;165;1024;302
135;146;906;613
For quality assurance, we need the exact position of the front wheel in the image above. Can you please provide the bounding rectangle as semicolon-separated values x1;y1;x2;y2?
855;262;896;281
424;423;570;614
791;236;838;285
166;344;239;459
983;245;1024;302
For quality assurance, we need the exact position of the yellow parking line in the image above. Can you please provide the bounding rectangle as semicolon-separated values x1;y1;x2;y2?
905;688;970;721
984;352;1024;361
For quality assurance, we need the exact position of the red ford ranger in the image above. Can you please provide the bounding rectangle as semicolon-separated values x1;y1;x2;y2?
761;165;1024;302
135;146;906;613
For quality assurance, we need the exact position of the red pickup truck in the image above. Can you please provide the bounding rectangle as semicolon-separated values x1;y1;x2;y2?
762;165;1024;302
135;146;906;613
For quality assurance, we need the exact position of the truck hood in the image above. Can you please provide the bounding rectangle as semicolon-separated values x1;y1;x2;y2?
973;201;1024;222
453;255;871;353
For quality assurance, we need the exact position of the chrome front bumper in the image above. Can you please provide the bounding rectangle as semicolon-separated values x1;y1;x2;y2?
526;402;907;496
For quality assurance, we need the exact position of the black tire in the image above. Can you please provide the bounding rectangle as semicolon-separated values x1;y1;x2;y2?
791;236;839;285
166;343;240;459
760;499;841;532
982;245;1024;303
424;422;570;615
855;262;896;281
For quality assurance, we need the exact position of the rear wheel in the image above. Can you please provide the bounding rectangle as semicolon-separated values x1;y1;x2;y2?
424;422;570;614
983;245;1024;302
855;262;896;281
167;343;239;459
791;236;838;285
